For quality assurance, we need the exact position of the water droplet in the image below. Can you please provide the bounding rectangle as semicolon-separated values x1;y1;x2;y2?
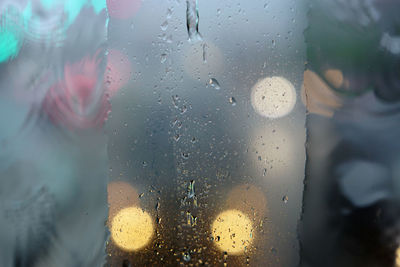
208;78;220;90
217;9;221;16
166;34;173;43
229;97;236;106
155;202;160;211
186;211;197;226
263;168;267;176
172;95;179;108
174;134;181;142
167;8;173;19
223;252;228;261
202;43;207;63
142;161;148;167
180;105;188;114
188;180;195;198
282;195;288;203
161;20;168;31
182;152;189;159
160;53;167;63
183;252;191;262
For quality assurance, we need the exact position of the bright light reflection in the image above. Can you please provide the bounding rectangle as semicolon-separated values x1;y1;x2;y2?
110;207;154;252
251;76;296;119
211;209;254;255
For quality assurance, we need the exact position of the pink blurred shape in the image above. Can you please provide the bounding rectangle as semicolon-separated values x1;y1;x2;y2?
42;51;111;130
106;0;141;19
104;49;132;96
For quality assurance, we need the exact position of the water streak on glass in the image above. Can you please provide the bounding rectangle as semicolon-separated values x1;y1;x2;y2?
186;0;202;41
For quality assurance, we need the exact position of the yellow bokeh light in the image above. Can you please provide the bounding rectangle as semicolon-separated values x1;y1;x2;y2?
110;207;154;252
251;76;296;119
211;209;254;255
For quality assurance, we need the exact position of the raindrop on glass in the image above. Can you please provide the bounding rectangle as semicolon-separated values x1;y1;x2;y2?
208;78;220;90
229;97;236;106
174;134;181;142
160;53;167;63
160;21;168;31
183;252;191;262
167;8;173;19
188;180;195;198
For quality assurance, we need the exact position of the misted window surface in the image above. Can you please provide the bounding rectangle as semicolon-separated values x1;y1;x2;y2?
1;0;399;267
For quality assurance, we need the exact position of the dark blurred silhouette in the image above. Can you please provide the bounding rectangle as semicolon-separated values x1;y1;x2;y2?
301;1;400;266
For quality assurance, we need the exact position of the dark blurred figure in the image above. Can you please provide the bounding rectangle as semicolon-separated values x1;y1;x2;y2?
301;0;400;267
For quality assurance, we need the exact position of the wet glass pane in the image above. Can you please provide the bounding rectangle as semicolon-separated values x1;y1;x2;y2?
105;0;306;266
1;0;399;267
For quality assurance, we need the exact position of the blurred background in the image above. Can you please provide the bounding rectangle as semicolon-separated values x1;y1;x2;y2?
0;0;399;266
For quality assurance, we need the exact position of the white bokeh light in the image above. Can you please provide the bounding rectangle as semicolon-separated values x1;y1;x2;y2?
251;76;296;119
